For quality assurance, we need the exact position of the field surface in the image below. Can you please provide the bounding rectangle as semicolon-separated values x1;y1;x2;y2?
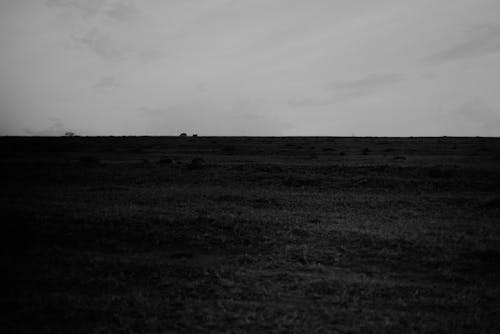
1;136;500;333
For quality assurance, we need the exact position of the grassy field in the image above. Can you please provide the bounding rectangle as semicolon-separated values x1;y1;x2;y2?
1;136;499;333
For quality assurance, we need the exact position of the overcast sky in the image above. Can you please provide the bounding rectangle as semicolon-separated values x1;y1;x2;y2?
1;0;499;136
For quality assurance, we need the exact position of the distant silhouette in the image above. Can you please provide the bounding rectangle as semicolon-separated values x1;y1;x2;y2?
179;133;187;137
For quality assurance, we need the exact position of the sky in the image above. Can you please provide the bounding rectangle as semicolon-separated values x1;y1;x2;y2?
1;0;499;136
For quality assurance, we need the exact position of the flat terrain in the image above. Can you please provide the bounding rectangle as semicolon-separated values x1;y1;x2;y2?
1;136;500;333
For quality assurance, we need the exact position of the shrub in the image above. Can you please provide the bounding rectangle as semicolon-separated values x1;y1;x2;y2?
187;157;205;170
78;156;100;164
221;145;236;154
428;167;453;178
158;157;173;164
483;198;500;209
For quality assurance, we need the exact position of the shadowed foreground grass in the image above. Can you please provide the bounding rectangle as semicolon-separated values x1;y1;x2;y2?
1;137;499;333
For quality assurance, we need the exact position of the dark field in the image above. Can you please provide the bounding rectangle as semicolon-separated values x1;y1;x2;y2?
1;136;500;333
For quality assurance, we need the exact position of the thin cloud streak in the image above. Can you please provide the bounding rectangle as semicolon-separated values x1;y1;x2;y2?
93;76;119;89
289;73;406;108
46;0;105;18
46;0;139;22
73;27;124;60
105;1;140;23
329;73;405;91
424;23;500;64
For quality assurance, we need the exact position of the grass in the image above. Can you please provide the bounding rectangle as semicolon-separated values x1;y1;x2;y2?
1;136;499;333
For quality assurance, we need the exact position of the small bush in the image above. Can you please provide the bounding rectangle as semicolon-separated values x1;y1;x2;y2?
236;254;256;265
483;198;500;209
221;145;236;154
131;147;143;153
187;157;205;170
158;157;173;164
258;165;283;173
78;156;100;164
428;167;454;178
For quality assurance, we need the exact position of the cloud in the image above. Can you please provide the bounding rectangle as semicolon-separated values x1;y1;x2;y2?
24;117;75;136
105;1;140;23
93;75;119;89
46;0;139;22
289;73;405;107
46;0;105;18
73;27;123;60
329;73;405;92
424;23;500;64
46;1;139;61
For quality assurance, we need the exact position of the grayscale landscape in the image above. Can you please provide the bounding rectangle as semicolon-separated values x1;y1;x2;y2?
1;1;500;332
